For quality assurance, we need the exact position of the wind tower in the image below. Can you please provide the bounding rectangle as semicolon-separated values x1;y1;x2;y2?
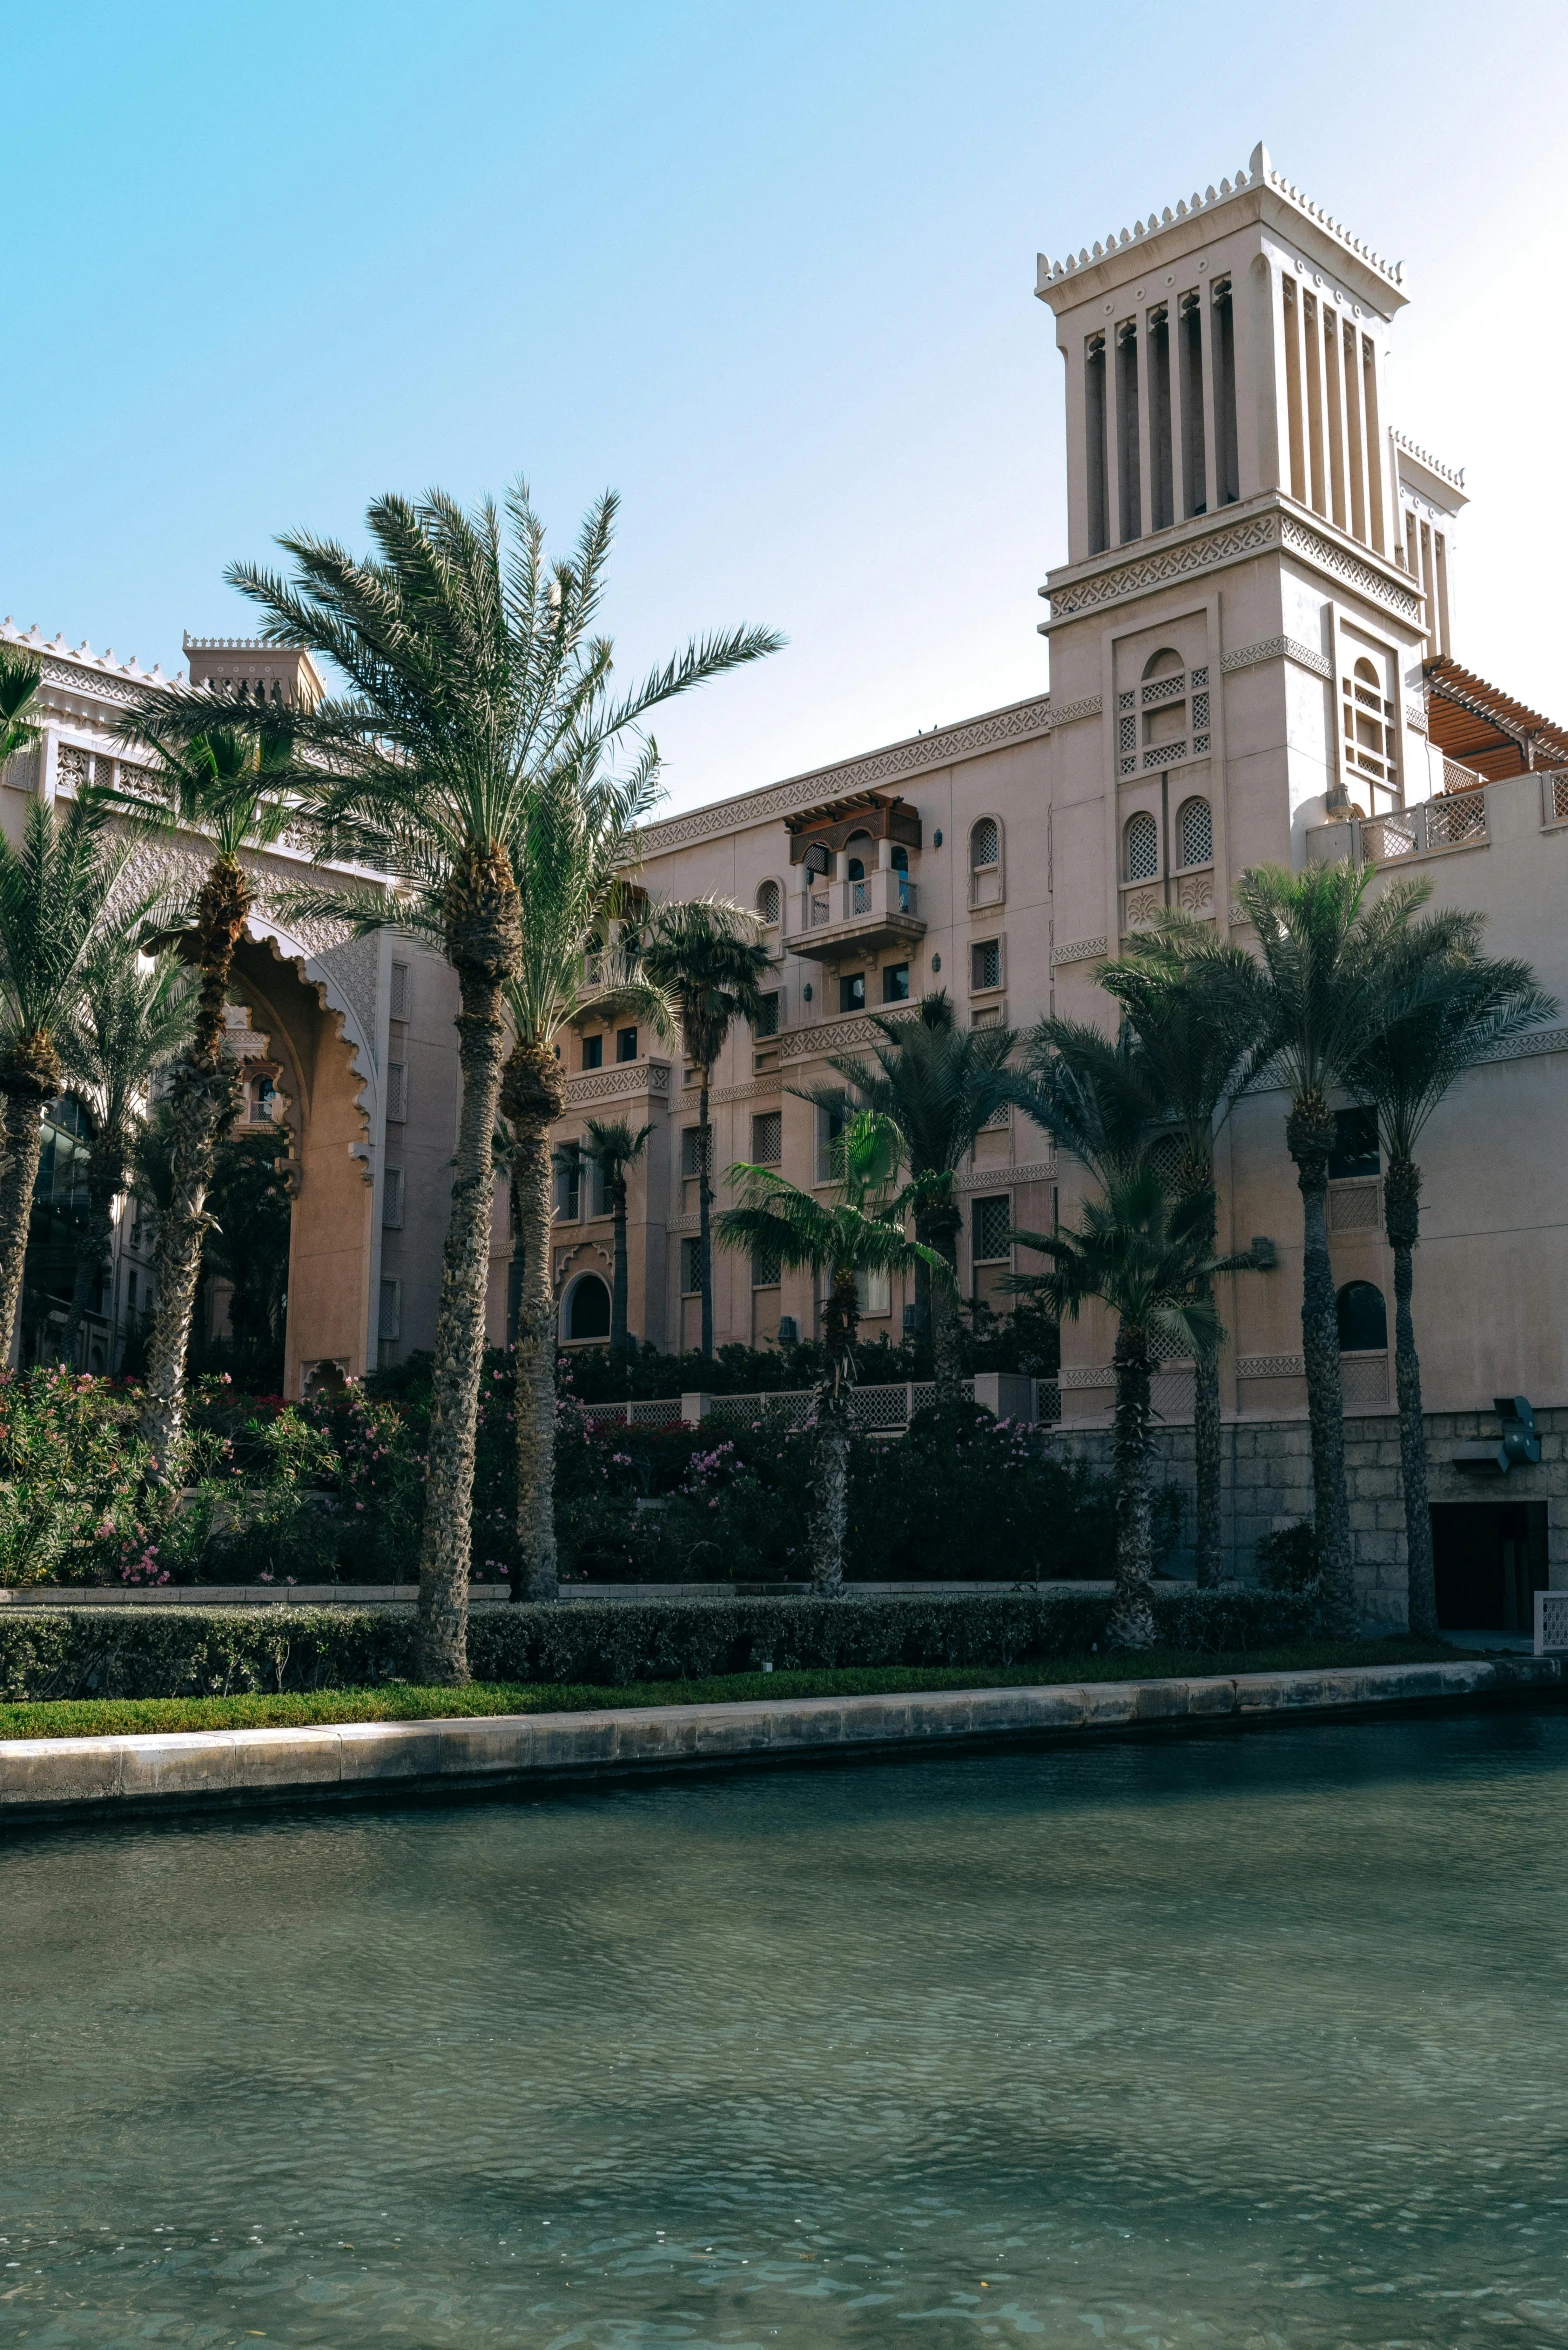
1034;143;1461;989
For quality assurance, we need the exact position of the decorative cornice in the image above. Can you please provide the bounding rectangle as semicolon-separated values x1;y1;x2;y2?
1051;693;1103;727
1043;504;1423;632
777;1005;922;1062
677;1077;779;1109
1237;1353;1306;1379
1405;700;1428;733
1;615;176;697
562;1060;672;1107
1277;514;1424;626
1059;1365;1115;1388
1390;428;1465;492
1479;1025;1568;1066
1222;634;1332;681
954;1157;1057;1192
637;696;1053;857
1052;935;1107;967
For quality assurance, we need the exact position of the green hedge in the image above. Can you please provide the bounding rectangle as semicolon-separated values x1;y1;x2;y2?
0;1588;1316;1704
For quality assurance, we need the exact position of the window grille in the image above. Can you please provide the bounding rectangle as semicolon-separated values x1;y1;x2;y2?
753;992;780;1038
752;1242;782;1287
970;818;999;870
1342;655;1398;796
1176;797;1213;867
1142;672;1186;708
680;1237;702;1293
680;1128;704;1179
971;939;1001;991
389;960;410;1021
1124;811;1159;881
1143;739;1188;770
382;1169;404;1229
378;1277;401;1343
756;878;781;926
752;1111;782;1165
972;1195;1012;1263
386;1062;407;1121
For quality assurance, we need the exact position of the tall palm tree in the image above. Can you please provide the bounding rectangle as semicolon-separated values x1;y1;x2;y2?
1207;862;1441;1637
717;1109;946;1595
232;481;778;1676
579;1116;653;1358
801;991;1017;1407
55;941;195;1369
1069;950;1273;1584
0;646;43;775
499;756;677;1606
0;797;143;1359
1008;1156;1226;1648
635;898;773;1359
1347;926;1554;1637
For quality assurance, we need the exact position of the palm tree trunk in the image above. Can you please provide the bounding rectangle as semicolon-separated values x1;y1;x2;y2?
414;969;509;1677
919;1197;963;1409
63;1151;122;1368
138;1057;237;1473
0;1061;53;1362
808;1267;859;1595
1187;1181;1223;1586
1384;1155;1436;1637
610;1181;630;1356
698;1071;714;1358
502;1039;568;1607
1287;1095;1355;1638
1109;1322;1157;1648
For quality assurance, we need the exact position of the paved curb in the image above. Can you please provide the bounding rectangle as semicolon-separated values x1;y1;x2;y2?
1;1657;1560;1826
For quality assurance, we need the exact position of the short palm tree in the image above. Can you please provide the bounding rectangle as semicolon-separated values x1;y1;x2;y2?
499;756;677;1606
1347;925;1554;1636
635;899;773;1359
1009;1156;1225;1648
55;941;195;1368
802;991;1016;1406
230;480;777;1676
0;797;143;1358
102;718;295;1466
1198;862;1440;1638
579;1116;653;1358
1079;949;1273;1583
717;1109;946;1594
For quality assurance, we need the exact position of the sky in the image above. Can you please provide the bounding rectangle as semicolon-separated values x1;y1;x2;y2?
6;0;1568;818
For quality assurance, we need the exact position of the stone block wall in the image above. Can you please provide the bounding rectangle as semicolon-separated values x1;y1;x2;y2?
1049;1405;1568;1631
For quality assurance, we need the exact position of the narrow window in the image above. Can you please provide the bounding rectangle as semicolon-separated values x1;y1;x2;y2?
1124;810;1159;882
250;1074;277;1124
751;1239;782;1288
969;817;1002;907
1116;320;1141;542
1361;335;1385;553
1149;303;1173;531
1329;1106;1379;1179
382;1168;404;1229
756;878;781;927
1323;308;1347;529
568;1276;611;1341
616;1025;638;1062
680;1239;702;1294
385;1063;407;1122
1282;275;1306;502
1344;319;1367;542
971;939;1001;992
839;972;866;1014
816;1096;847;1184
552;1146;581;1221
389;960;410;1021
751;1110;782;1165
1085;331;1109;555
882;962;910;1003
378;1277;401;1344
581;1033;603;1070
1176;797;1213;868
1212;278;1239;506
680;1128;704;1180
972;1195;1012;1264
1179;293;1206;516
1336;1280;1388;1353
753;991;780;1039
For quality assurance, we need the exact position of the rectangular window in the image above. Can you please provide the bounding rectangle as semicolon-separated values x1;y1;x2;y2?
856;1265;891;1318
882;962;910;1003
589;1154;611;1218
552;1147;581;1221
386;1062;407;1122
680;1127;704;1180
971;939;1002;992
382;1168;404;1229
389;960;410;1021
839;972;866;1014
972;1194;1012;1264
378;1276;401;1343
753;991;780;1038
752;1110;782;1165
680;1237;702;1294
1329;1107;1379;1180
249;1075;277;1124
616;1026;638;1063
581;1033;603;1070
751;1239;782;1288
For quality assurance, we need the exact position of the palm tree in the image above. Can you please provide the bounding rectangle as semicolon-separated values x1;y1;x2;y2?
579;1116;653;1357
0;797;143;1360
230;481;778;1676
0;646;43;775
1008;1156;1226;1648
1209;862;1441;1637
801;991;1017;1406
1075;950;1273;1584
55;941;195;1369
1347;926;1554;1637
635;898;773;1359
100;719;295;1467
498;757;677;1606
716;1109;946;1594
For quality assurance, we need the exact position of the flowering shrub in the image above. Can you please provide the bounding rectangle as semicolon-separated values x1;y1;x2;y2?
0;1370;151;1586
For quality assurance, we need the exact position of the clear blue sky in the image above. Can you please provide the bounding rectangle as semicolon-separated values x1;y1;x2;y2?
6;0;1567;815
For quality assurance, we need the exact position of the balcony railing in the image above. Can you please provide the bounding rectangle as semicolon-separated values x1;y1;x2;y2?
1359;788;1489;864
579;1373;1057;1435
787;868;925;958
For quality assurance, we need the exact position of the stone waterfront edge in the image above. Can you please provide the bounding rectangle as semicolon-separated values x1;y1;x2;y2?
0;1658;1560;1824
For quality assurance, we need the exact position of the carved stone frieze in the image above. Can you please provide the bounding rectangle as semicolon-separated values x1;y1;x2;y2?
1051;935;1108;967
1221;634;1332;680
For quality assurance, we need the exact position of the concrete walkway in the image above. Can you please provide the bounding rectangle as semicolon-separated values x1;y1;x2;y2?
2;1654;1560;1826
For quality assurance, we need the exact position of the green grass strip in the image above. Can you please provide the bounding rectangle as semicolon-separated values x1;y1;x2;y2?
0;1638;1472;1741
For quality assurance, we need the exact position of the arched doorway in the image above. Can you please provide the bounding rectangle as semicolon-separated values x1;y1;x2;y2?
565;1273;611;1344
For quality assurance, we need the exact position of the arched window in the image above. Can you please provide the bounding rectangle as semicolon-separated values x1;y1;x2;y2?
890;844;909;873
566;1274;611;1342
1142;646;1183;680
970;817;999;870
1124;810;1159;882
845;829;872;883
756;878;781;927
1336;1281;1387;1353
1176;796;1213;868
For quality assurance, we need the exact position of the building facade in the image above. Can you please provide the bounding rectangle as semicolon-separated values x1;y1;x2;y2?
6;143;1565;1622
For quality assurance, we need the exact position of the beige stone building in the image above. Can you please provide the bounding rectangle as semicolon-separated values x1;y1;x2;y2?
5;142;1565;1628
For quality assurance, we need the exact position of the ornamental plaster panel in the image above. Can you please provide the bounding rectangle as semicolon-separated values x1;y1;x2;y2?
1051;935;1108;967
1221;635;1333;680
1045;514;1278;620
564;1062;673;1107
1050;694;1103;727
778;1005;921;1061
1277;516;1424;626
1059;1365;1115;1388
953;1158;1057;1191
1236;1353;1307;1378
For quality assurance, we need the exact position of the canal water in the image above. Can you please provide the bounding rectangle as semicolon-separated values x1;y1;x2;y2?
3;1706;1566;2347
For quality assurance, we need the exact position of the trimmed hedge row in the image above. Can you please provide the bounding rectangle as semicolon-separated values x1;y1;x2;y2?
0;1588;1316;1705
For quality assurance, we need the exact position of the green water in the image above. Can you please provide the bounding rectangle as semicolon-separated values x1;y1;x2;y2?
3;1709;1567;2348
